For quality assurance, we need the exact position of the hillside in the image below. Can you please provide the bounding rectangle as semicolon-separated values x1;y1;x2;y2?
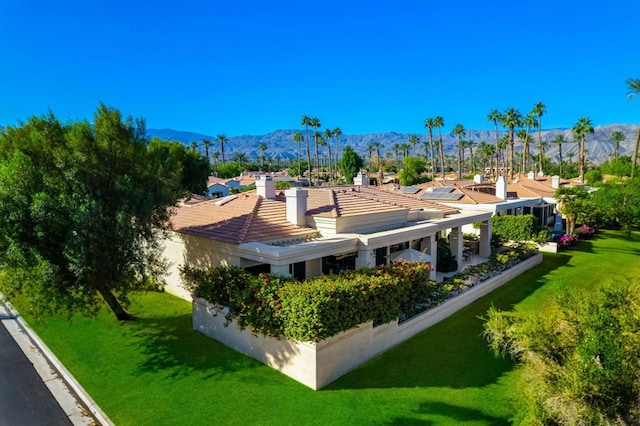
147;125;639;166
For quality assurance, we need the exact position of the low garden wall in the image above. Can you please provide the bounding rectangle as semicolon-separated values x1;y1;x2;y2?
193;253;543;390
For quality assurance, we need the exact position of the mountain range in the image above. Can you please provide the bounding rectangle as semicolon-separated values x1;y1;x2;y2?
147;125;639;166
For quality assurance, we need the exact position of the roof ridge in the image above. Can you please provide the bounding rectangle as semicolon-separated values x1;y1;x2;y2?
238;196;262;243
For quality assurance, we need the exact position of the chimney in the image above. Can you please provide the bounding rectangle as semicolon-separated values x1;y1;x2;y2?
473;174;483;184
354;171;369;186
527;171;535;180
256;175;275;199
551;175;560;189
496;176;507;200
285;188;308;226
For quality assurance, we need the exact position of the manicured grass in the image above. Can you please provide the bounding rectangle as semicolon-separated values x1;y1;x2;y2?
13;230;640;425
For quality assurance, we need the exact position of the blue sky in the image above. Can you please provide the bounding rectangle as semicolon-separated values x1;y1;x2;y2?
1;0;639;136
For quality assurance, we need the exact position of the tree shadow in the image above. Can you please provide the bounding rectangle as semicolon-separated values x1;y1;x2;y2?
127;312;263;380
383;401;511;425
325;253;571;391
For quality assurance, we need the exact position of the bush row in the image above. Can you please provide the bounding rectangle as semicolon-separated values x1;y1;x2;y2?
491;214;548;244
181;262;446;342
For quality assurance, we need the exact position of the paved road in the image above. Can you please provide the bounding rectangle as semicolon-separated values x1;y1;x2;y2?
0;319;71;426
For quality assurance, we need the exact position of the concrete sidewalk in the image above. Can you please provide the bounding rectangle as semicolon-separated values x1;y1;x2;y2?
0;292;113;426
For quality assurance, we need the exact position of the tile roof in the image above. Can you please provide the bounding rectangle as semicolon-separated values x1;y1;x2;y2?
171;186;460;244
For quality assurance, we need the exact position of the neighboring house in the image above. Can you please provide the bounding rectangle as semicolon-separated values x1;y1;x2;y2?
163;175;493;301
384;172;577;232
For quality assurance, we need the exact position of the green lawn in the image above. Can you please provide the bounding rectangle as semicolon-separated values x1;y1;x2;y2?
14;230;640;425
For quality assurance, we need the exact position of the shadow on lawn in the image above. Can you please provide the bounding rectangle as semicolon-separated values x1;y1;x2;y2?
326;253;571;391
384;401;510;426
128;312;262;380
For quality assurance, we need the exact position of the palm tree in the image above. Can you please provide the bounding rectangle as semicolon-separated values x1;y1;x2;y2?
434;116;445;178
498;134;509;177
310;117;321;185
409;134;419;156
202;139;212;164
461;140;473;174
521;113;536;173
573;116;594;183
532;102;546;175
391;143;400;164
487;109;502;179
421;139;430;166
216;134;228;163
567;152;575;169
212;151;220;174
452;123;465;178
258;142;267;171
366;143;374;169
233;152;247;169
552;134;567;177
317;135;327;177
501;108;522;181
189;141;198;152
516;129;528;175
424;118;436;179
333;127;342;179
626;78;640;177
292;131;303;177
608;130;626;160
300;115;312;182
323;129;333;180
371;141;383;186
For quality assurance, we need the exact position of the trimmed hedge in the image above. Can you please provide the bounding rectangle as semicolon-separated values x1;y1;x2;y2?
491;214;545;243
181;262;442;342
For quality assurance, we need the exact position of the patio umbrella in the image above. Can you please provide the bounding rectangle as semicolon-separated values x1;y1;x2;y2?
387;248;432;263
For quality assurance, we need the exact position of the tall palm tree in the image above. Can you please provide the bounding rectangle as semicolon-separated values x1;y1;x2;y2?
323;129;333;180
258;142;267;171
409;134;419;156
516;129;528;176
434;116;445;178
608;130;626;160
366;143;374;169
316;135;326;177
573;116;594;183
300;115;312;182
212;151;220;174
521;113;536;173
233;152;247;169
498;134;509;177
626;78;640;177
421;139;430;165
552;134;567;177
292;131;303;177
501;108;522;181
461;140;473;174
532;102;546;175
202;139;212;164
371;141;383;186
189;141;198;152
452;123;465;178
333;127;342;179
310;117;322;185
487;109;502;179
216;134;228;163
424;118;436;179
391;143;400;164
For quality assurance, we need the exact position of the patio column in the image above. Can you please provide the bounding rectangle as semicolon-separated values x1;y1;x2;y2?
356;249;375;268
449;227;463;272
270;264;291;277
479;220;492;258
429;235;437;281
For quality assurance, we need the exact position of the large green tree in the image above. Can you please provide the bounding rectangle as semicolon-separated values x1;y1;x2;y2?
0;105;177;320
338;146;363;184
398;156;426;186
148;138;209;196
591;177;640;236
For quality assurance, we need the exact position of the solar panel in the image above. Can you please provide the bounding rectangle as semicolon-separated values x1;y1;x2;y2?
402;186;421;194
432;187;455;193
420;192;463;201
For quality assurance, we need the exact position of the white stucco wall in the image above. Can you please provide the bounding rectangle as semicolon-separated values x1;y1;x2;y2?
193;253;543;389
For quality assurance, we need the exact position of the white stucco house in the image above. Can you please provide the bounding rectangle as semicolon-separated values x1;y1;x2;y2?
162;174;494;301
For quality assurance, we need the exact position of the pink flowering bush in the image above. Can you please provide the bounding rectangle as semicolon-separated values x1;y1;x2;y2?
556;234;578;247
574;225;595;239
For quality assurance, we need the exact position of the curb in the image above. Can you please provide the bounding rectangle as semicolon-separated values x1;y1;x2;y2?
0;292;114;426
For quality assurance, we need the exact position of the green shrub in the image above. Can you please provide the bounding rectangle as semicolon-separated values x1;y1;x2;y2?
491;214;540;243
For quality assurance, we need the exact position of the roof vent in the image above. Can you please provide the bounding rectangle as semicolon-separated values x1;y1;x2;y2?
215;195;237;206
